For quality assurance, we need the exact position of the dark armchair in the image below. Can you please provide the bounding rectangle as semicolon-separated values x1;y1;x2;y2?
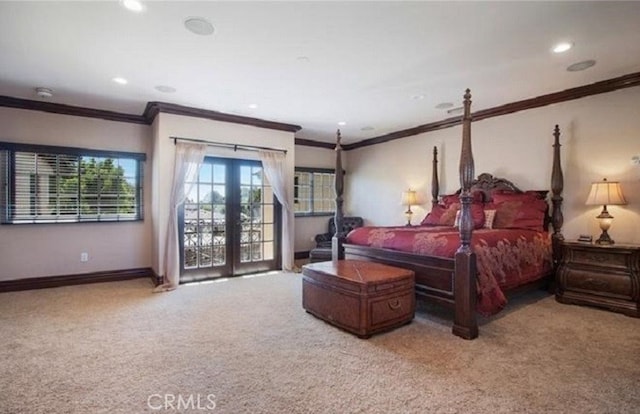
310;216;364;262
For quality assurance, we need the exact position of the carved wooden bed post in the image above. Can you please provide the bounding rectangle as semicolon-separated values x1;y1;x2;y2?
551;124;564;270
332;129;345;263
453;89;479;340
431;146;439;208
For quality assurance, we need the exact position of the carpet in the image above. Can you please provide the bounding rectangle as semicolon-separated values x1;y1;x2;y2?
0;272;638;413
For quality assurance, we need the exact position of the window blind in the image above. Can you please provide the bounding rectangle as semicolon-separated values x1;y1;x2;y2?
0;143;144;224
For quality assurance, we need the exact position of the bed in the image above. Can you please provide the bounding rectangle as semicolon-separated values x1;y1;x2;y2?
332;89;565;340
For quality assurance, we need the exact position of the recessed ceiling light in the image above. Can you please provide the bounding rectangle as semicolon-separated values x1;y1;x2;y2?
435;102;454;109
34;87;53;99
337;121;347;126
248;103;258;109
122;0;144;12
360;126;375;132
567;59;596;72
296;56;310;63
112;77;128;85
411;94;425;100
155;85;176;93
552;41;573;53
184;17;214;36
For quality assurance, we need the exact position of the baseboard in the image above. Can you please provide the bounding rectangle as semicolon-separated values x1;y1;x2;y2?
0;267;154;293
295;251;310;260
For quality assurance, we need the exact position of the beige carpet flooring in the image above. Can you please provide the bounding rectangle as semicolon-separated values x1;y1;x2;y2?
0;272;638;414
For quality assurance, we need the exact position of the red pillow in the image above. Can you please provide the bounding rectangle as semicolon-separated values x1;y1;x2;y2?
421;204;458;226
441;191;484;207
422;202;485;229
490;191;548;231
453;204;487;229
491;190;545;203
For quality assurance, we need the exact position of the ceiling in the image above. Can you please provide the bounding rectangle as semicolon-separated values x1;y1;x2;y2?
1;1;640;145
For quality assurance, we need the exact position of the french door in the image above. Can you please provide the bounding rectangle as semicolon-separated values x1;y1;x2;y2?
179;157;281;282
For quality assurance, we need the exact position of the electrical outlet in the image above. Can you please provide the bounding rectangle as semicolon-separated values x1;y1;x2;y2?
80;252;89;262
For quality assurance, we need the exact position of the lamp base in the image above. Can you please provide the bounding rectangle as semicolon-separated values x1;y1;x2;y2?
595;230;614;245
404;209;413;227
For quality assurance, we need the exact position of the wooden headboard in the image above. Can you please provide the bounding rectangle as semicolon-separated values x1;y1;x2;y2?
465;173;548;203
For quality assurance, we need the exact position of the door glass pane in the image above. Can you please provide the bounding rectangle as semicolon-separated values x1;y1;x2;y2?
197;184;211;202
264;241;274;260
240;167;251;185
199;246;212;267
182;160;228;271
213;164;225;183
213;246;225;265
199;163;212;183
263;204;274;224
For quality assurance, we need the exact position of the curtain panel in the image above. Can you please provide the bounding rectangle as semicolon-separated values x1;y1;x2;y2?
155;142;207;292
258;150;294;271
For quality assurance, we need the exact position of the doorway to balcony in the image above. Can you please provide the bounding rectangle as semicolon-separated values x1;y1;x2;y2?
179;157;280;282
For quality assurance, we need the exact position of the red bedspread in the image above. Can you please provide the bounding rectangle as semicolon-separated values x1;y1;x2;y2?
346;226;552;315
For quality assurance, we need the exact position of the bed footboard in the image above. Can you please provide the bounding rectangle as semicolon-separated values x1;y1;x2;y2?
344;244;455;304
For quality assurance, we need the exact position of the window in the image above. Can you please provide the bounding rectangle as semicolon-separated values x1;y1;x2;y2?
0;142;145;224
294;167;336;216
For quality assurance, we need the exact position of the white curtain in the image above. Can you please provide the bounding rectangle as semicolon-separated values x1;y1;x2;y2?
154;142;207;292
258;150;294;271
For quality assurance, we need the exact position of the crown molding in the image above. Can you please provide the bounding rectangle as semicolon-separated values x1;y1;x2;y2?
0;96;301;133
143;101;301;132
344;71;640;151
472;71;640;122
2;71;639;148
294;138;335;149
0;95;147;124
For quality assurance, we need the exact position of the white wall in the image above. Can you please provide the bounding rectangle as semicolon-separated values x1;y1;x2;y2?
3;85;637;281
0;107;152;281
294;145;338;253
151;113;296;276
346;87;640;244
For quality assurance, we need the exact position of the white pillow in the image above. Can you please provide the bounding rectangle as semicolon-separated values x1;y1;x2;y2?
483;209;497;229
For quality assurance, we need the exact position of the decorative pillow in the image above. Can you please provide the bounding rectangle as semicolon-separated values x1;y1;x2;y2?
441;191;484;207
421;204;458;227
489;192;548;231
491;190;545;203
452;204;486;229
483;209;497;229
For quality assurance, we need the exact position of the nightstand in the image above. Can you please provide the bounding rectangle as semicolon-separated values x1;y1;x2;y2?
556;241;640;317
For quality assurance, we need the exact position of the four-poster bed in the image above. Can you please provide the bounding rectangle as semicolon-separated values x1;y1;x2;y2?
331;89;564;339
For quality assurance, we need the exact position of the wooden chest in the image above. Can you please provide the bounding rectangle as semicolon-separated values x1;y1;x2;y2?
302;260;415;338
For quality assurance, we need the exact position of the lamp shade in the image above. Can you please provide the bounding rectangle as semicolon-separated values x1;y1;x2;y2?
585;179;627;206
402;189;418;206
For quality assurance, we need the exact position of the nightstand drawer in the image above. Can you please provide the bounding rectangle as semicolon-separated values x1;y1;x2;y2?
564;268;632;299
568;249;629;270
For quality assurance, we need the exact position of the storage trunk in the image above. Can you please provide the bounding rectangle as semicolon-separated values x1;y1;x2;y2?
302;260;415;338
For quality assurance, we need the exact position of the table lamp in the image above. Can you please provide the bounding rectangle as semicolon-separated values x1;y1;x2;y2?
402;189;418;226
585;178;626;245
